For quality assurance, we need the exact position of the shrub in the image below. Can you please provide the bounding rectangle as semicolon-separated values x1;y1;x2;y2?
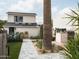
7;32;23;42
64;34;79;59
36;40;42;49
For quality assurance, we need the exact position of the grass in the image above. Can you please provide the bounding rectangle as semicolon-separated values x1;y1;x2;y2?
8;42;22;59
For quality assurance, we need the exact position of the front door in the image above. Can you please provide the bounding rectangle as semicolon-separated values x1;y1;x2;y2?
9;27;15;35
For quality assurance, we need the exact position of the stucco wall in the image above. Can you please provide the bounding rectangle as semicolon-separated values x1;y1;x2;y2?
0;31;7;59
15;27;40;37
8;15;36;23
5;27;40;37
8;15;14;22
56;32;68;45
23;16;36;23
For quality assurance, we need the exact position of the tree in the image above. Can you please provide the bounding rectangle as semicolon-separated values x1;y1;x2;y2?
43;0;53;51
63;34;79;59
63;3;79;59
65;3;79;33
0;20;6;31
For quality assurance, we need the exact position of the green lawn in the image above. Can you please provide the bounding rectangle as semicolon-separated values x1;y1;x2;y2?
8;42;22;59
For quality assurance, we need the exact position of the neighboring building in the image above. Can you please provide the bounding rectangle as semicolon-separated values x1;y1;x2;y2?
4;12;40;38
55;28;68;45
55;28;75;45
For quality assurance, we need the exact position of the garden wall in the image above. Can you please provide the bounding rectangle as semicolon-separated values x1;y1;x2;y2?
0;31;7;59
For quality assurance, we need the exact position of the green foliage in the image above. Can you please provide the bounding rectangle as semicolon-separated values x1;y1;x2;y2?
64;3;79;31
0;20;6;31
64;34;79;59
36;40;42;49
64;3;79;59
7;32;23;42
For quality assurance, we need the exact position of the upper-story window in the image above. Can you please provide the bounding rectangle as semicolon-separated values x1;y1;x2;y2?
14;16;23;23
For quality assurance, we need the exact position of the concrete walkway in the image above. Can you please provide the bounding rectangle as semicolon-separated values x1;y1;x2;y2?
18;39;65;59
18;39;38;59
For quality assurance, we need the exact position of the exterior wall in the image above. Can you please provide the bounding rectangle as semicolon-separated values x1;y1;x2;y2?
56;32;68;45
56;33;61;44
61;32;68;44
23;16;36;23
15;27;40;37
8;15;36;23
8;15;14;22
0;31;7;59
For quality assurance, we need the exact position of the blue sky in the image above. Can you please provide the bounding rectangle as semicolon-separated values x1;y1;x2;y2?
0;0;78;30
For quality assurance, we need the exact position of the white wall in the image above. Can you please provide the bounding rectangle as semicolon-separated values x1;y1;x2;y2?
8;15;36;23
23;16;36;23
56;33;61;44
4;27;40;37
15;27;40;37
8;15;14;22
56;32;68;45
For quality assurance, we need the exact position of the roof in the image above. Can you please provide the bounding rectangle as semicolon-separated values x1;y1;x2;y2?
7;12;36;16
4;22;40;28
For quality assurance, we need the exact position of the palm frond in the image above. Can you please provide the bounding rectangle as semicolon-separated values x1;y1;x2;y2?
67;19;74;25
72;19;77;25
74;28;79;31
64;17;72;19
65;13;77;18
64;50;72;58
70;9;79;16
72;24;79;26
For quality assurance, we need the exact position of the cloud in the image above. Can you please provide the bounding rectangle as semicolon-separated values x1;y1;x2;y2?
52;7;58;12
37;0;43;4
1;16;7;20
52;6;59;17
0;2;5;5
36;16;43;24
8;0;44;12
53;7;75;30
8;0;36;12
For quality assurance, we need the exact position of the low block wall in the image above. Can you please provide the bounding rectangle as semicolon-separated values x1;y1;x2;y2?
0;31;7;59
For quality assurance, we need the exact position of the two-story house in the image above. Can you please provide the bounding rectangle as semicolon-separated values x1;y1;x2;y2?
4;12;40;38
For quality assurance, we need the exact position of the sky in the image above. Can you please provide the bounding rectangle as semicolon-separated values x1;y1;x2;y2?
0;0;79;30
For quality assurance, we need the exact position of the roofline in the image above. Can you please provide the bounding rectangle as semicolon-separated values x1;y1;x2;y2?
7;12;37;16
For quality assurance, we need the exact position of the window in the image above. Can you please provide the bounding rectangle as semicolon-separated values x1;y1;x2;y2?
14;16;23;23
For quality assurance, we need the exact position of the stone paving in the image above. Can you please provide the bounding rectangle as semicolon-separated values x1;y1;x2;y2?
18;39;65;59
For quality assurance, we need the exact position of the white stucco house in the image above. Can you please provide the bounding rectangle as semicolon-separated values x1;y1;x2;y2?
4;12;40;38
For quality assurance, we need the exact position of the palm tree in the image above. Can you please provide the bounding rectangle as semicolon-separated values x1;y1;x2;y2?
43;0;53;51
63;3;79;59
65;3;79;33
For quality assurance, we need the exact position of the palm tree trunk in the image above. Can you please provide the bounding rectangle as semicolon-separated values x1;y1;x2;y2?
43;0;53;51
